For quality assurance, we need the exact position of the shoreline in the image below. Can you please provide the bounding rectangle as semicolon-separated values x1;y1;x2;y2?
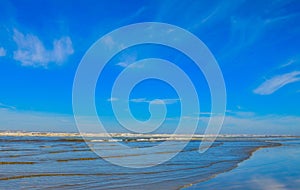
180;141;282;189
184;138;300;189
0;131;298;138
1;131;299;143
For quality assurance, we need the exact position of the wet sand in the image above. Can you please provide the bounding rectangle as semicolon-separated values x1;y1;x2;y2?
186;138;300;189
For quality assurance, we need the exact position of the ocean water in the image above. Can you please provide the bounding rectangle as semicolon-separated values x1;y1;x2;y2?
0;136;281;189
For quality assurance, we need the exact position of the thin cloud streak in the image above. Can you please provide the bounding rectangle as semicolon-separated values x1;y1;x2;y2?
115;54;144;69
279;59;296;68
254;71;300;95
130;98;180;105
107;97;119;102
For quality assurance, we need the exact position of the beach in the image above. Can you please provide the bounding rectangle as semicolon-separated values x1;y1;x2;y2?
0;132;299;189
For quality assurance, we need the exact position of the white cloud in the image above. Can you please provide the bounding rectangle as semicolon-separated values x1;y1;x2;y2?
13;29;73;68
116;62;144;69
279;59;296;68
265;12;299;24
130;98;147;103
52;37;74;64
200;5;220;24
107;97;119;102
226;110;256;117
130;98;180;104
150;99;169;105
102;36;115;50
154;99;180;105
254;71;300;95
115;54;143;68
101;35;127;51
116;62;130;67
0;47;6;57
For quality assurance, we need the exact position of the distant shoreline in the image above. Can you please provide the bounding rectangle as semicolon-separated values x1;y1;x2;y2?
0;131;298;138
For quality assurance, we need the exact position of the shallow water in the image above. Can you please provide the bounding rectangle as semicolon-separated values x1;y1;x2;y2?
0;136;280;189
187;138;300;189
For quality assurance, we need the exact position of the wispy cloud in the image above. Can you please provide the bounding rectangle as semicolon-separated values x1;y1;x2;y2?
115;54;143;68
0;47;6;57
130;98;147;103
117;6;147;25
130;98;180;105
107;97;119;102
116;62;130;67
218;1;300;60
226;110;256;117
102;36;115;50
151;99;179;105
254;71;300;95
116;62;144;69
279;59;296;68
265;12;300;25
230;16;266;50
0;102;16;110
13;29;74;68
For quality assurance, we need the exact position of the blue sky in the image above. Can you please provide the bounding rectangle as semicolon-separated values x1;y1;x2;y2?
0;0;300;134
